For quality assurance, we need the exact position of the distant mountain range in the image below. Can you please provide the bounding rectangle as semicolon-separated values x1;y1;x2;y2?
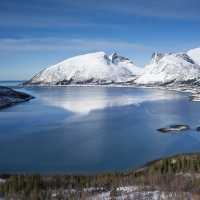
23;47;200;88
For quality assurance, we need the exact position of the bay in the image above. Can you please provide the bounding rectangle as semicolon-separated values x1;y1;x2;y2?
1;81;200;174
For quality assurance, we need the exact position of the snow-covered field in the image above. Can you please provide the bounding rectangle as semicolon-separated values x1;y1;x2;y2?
50;186;192;200
0;179;5;183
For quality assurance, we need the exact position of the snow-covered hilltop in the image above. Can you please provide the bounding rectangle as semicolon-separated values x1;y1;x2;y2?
0;86;34;109
23;52;143;86
135;48;200;86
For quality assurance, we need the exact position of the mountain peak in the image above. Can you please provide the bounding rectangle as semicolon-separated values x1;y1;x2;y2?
109;52;119;63
108;53;145;76
149;53;163;65
109;53;134;64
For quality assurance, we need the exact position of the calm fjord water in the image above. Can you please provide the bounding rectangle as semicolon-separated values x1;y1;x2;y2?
1;81;200;174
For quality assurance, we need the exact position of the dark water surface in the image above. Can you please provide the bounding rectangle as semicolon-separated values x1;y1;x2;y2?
1;81;200;174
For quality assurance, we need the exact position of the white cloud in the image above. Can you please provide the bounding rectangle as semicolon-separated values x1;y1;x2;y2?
0;37;152;53
0;13;98;28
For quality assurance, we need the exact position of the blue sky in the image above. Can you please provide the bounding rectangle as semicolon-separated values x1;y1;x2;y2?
1;0;200;80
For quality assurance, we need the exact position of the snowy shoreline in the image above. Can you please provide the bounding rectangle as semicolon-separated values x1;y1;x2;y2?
22;81;200;102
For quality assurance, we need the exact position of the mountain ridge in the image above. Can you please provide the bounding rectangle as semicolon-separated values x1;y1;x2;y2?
23;47;200;89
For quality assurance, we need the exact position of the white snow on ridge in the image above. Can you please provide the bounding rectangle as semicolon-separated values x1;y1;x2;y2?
109;53;145;76
26;52;143;86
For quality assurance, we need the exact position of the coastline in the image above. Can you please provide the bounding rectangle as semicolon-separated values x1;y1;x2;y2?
1;152;200;177
0;85;35;110
141;152;200;170
21;80;200;102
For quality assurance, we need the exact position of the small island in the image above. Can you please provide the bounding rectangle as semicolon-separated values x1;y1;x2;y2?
157;125;190;133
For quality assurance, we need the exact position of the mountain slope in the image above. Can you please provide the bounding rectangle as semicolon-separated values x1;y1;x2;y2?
135;49;200;85
24;52;142;86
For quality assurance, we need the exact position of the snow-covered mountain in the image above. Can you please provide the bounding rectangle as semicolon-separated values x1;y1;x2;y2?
135;48;200;86
23;52;143;86
23;48;200;87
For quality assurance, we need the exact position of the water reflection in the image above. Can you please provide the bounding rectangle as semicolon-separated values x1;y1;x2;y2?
39;87;183;114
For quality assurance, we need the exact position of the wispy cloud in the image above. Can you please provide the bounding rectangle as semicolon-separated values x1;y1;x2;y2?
1;0;200;29
0;37;152;54
0;13;98;28
69;0;200;21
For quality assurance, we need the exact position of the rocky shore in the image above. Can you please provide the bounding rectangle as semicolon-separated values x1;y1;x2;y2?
0;86;34;110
